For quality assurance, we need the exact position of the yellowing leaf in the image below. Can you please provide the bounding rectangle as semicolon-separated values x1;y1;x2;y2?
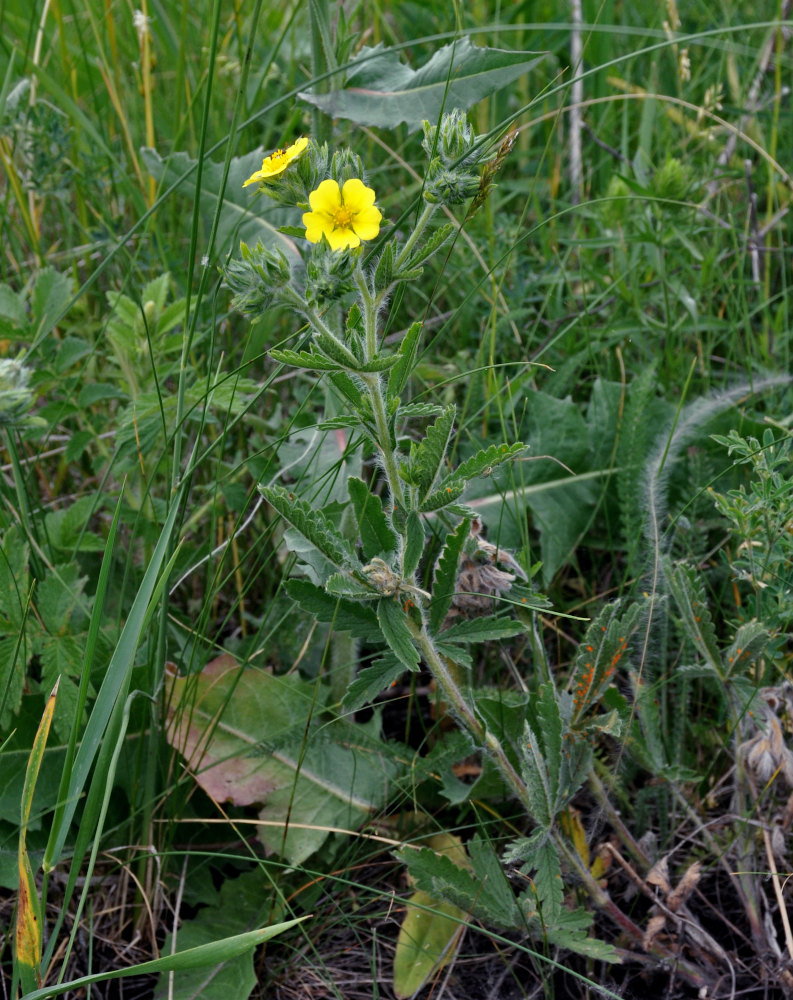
393;890;466;999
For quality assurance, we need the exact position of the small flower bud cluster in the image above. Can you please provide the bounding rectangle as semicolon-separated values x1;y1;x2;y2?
223;241;292;316
421;110;486;206
305;244;356;305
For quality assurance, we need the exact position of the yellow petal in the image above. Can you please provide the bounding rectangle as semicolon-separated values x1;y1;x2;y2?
352;206;382;241
327;228;359;251
341;178;376;212
309;178;342;214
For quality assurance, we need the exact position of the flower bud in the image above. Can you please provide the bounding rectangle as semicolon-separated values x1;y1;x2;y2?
422;109;476;166
330;147;367;187
423;166;481;206
223;241;292;316
305;243;356;305
0;357;42;428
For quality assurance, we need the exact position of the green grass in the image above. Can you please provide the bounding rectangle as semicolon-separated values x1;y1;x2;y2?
1;1;792;997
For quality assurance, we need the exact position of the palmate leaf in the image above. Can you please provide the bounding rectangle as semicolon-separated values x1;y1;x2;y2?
286;579;378;637
429;518;469;635
377;597;420;671
348;477;398;560
260;484;360;574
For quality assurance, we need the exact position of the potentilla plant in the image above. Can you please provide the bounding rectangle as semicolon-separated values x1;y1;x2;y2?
223;113;635;960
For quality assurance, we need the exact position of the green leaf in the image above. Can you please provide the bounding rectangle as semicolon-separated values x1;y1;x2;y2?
665;559;721;671
377;598;420;671
141;147;302;259
531;840;564;924
324;572;379;600
357;354;401;373
167;655;403;864
397;401;445;419
328;370;365;409
341;655;404;713
411;405;455;499
400;223;455;271
444;442;525;487
722;620;771;677
348;477;398;560
299;39;546;131
32;267;73;340
388;321;423;399
269;348;345;372
438;616;525;643
429;518;469;635
286;579;378;637
314;329;362;370
418;479;466;513
374;241;394;291
403;511;425;578
570;600;640;725
260;484;359;574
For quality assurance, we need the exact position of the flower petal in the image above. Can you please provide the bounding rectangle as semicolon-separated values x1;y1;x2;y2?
341;178;376;212
309;179;342;214
351;205;382;242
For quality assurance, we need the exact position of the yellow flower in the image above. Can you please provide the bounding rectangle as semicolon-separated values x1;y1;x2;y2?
302;178;382;251
243;137;308;187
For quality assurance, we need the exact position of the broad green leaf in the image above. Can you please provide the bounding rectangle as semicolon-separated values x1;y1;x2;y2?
377;598;420;672
429;518;469;635
167;654;402;864
348;477;398;560
402;510;425;578
299;39;545;130
141;147;301;259
260;484;359;574
341;656;404;713
286;579;378;637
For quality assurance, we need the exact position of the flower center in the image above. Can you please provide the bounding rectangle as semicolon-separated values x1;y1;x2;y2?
332;205;353;229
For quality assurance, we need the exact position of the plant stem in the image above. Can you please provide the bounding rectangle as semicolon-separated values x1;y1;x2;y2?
394;202;437;270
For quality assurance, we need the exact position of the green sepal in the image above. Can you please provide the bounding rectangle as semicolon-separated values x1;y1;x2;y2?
403;510;425;578
377;597;420;671
429;518;469;635
348;477;399;560
259;484;359;573
388;321;423;398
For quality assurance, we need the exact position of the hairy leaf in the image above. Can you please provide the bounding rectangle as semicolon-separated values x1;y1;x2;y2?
260;485;359;573
570;600;640;725
341;655;404;713
429;519;469;635
348;477;398;560
388;321;423;399
443;442;525;488
437;616;525;643
403;511;425;578
377;598;420;671
269;348;345;372
410;405;455;499
286;579;378;637
665;559;721;671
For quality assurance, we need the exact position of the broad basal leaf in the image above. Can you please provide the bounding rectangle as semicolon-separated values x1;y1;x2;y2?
299;38;545;130
166;654;402;865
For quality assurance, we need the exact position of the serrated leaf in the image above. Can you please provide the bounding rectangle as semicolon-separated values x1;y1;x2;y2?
341;655;404;713
269;348;344;372
396;401;445;419
299;39;545;131
358;354;400;373
260;484;359;573
388;321;423;399
411;405;455;498
438;616;525;643
348;477;398;561
377;598;420;671
521;720;553;828
314;329;362;370
32;267;73;339
531;839;564;924
374;241;394;291
418;479;466;512
430;519;469;635
443;442;525;488
401;223;455;271
403;511;425;578
286;579;378;637
534;684;562;810
722;620;770;677
328;370;364;409
666;559;721;671
324;572;379;600
570;600;640;725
